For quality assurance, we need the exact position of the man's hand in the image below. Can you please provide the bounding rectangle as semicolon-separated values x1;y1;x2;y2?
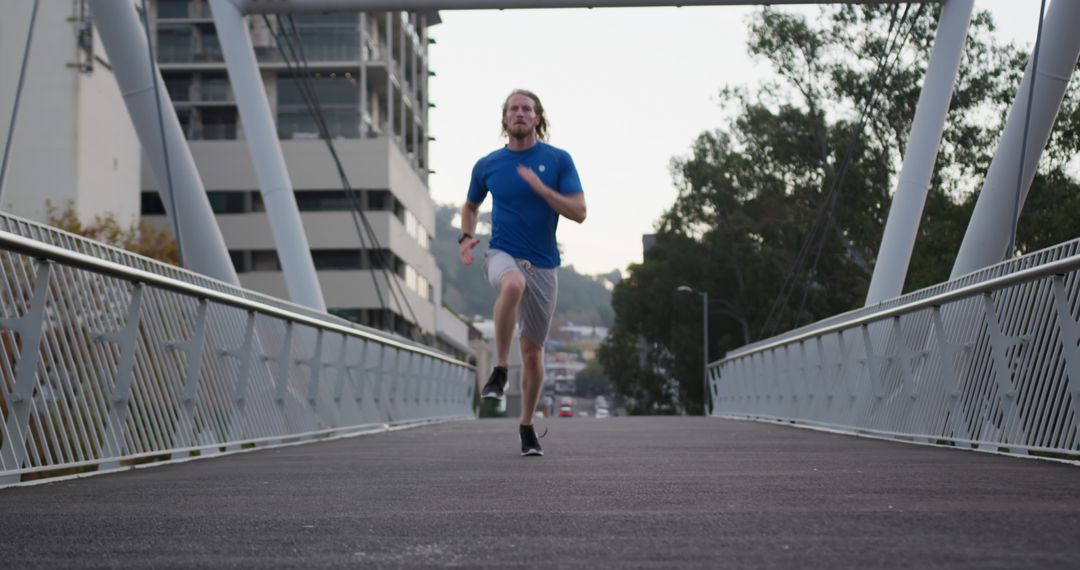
516;164;587;224
517;164;543;191
459;236;480;265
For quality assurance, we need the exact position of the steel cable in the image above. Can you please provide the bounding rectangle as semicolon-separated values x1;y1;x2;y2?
266;15;425;341
276;14;420;335
760;4;925;337
141;0;184;266
0;0;40;203
1007;0;1048;260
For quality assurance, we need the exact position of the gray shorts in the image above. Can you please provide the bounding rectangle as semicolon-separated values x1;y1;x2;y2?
483;249;558;348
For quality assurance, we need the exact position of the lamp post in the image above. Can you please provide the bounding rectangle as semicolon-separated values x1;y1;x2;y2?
676;285;709;416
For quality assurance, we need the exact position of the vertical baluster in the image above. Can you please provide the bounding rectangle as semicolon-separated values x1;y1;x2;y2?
0;261;53;478
172;299;209;450
223;311;256;447
99;283;146;462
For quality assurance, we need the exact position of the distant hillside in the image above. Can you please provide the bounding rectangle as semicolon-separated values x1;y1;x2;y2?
434;205;614;326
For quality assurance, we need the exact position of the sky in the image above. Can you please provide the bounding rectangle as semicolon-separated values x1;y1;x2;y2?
425;0;1042;277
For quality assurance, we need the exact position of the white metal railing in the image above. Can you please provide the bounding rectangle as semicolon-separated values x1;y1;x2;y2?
711;238;1080;460
0;214;474;484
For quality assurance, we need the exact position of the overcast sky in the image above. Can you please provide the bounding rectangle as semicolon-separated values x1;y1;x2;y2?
426;1;1043;276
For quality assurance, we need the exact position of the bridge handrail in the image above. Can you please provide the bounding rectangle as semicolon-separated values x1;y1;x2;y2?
721;240;1080;363
0;229;468;367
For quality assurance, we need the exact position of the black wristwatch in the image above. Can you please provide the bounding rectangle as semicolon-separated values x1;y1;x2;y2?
457;232;473;244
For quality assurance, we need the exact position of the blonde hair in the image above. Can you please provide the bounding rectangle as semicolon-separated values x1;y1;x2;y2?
500;89;548;141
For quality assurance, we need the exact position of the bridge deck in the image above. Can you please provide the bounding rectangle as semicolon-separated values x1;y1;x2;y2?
1;417;1078;568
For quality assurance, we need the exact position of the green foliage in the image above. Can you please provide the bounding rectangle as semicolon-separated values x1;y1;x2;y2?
46;200;179;265
601;6;1080;414
574;359;613;398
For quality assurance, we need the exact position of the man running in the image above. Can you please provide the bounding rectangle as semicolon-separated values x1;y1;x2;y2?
458;89;586;456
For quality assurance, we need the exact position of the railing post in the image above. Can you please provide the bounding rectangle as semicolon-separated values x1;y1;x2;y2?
980;293;1028;446
99;283;146;462
931;306;972;441
381;346;397;423
302;328;325;406
1050;275;1080;431
223;311;257;446
402;351;419;420
171;298;210;450
891;317;924;433
272;321;294;405
0;261;52;476
351;339;374;409
860;324;886;402
331;334;349;405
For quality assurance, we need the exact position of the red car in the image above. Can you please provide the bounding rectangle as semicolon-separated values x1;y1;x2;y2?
558;398;573;417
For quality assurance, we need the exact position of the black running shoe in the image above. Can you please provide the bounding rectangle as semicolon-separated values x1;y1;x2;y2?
520;424;543;456
481;366;508;401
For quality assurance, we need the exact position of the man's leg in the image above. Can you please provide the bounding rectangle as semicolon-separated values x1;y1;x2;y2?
481;270;525;401
493;271;526;366
519;336;544;425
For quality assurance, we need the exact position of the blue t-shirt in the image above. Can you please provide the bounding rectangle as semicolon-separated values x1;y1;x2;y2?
466;141;583;268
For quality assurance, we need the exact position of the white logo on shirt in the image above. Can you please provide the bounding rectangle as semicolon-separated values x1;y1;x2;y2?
538;164;546;173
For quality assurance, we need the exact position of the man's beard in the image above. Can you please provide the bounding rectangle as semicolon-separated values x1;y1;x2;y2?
508;123;534;139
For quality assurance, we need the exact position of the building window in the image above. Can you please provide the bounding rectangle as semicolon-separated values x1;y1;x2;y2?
296;190;354;212
157;0;190;19
277;74;360;139
251;192;265;212
140;192;166;215
416;274;430;300
157;26;192;63
367;190;389;211
367;249;393;270
175;109;192;138
289;14;361;61
329;307;363;324
207;191;246;214
197;28;223;62
195;108;238;140
200;72;231;102
228;250;248;272
164;74;192;102
250;250;281;271
312;249;364;270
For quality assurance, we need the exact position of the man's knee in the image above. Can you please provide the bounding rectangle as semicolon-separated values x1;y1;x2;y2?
499;271;526;300
520;337;543;366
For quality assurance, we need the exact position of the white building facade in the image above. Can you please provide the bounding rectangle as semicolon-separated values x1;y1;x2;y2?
0;1;141;225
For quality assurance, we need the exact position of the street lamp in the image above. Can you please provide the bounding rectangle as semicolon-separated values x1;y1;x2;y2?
676;285;709;416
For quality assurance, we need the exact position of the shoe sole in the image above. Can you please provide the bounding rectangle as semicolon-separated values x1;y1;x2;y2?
521;449;544;456
481;393;505;401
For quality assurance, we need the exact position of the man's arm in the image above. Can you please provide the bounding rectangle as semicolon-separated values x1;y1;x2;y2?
516;165;587;224
458;201;481;265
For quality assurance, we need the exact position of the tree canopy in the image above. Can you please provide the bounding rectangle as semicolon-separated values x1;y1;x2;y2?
600;5;1080;415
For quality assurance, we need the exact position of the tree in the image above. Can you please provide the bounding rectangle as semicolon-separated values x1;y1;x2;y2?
601;5;1080;414
574;359;612;398
46;201;179;265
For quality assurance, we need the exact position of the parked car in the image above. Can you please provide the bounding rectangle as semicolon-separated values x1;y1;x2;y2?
594;407;610;419
559;398;573;417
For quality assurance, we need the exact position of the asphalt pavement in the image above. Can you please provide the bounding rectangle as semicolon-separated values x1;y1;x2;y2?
1;416;1078;568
